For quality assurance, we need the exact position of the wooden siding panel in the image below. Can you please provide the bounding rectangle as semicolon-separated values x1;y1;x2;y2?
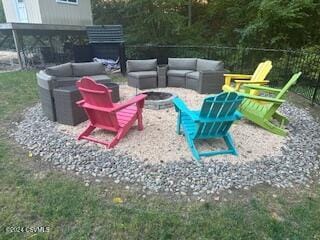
2;0;41;23
39;0;93;25
25;0;42;23
2;0;19;22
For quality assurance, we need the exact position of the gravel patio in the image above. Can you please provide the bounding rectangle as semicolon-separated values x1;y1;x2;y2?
12;85;320;197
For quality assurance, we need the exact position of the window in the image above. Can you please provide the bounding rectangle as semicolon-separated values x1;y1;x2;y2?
56;0;78;5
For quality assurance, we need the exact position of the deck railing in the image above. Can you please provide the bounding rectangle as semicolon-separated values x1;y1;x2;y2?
126;45;320;105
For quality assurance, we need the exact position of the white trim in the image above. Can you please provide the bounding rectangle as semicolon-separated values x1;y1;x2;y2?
56;0;79;5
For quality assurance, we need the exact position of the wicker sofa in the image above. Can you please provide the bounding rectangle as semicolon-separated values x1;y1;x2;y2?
126;59;158;89
37;62;111;121
167;58;225;94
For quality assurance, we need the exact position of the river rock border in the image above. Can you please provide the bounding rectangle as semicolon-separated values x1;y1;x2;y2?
11;103;320;196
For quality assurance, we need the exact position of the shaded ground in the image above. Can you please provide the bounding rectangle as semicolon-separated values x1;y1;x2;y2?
1;71;320;239
287;92;320;121
0;51;20;72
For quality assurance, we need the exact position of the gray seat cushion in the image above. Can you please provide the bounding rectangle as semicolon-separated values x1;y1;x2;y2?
128;71;157;79
72;62;106;77
45;63;73;77
127;59;157;72
186;71;200;80
167;70;194;77
90;74;111;82
168;58;197;70
37;70;55;90
54;77;80;87
196;59;224;71
55;75;111;87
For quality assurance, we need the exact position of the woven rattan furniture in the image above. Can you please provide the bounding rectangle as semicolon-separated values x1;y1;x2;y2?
53;86;87;126
157;65;168;87
53;81;120;126
126;59;158;89
104;82;120;102
167;58;226;94
37;62;111;121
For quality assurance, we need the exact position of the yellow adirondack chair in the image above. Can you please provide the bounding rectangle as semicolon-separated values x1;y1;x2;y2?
222;60;272;95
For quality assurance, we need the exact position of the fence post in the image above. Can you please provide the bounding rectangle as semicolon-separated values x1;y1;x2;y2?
119;42;126;74
240;47;245;73
284;51;291;79
310;55;320;106
311;74;320;106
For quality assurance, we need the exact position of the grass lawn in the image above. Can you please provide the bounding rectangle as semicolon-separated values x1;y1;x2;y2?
1;70;320;239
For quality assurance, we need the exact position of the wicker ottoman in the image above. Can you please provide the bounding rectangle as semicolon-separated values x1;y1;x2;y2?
53;82;120;126
104;82;120;102
53;86;87;126
157;65;168;87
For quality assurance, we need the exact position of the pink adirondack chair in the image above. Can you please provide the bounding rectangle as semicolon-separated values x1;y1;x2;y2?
76;77;147;148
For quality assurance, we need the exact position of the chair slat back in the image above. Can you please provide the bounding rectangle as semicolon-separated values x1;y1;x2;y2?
251;60;272;82
195;92;243;138
77;77;119;130
276;72;302;100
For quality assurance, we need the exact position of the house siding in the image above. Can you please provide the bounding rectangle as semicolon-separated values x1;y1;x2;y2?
25;0;42;23
39;0;93;25
2;0;19;22
1;0;92;25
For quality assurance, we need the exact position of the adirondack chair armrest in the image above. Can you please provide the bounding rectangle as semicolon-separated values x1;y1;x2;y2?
234;80;269;84
224;74;253;79
224;74;252;85
112;94;147;112
79;103;114;112
241;93;285;103
77;95;147;113
235;110;242;120
76;99;85;106
234;80;269;91
242;84;282;93
172;97;199;122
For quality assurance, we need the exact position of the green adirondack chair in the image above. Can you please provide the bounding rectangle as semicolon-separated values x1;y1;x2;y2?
172;92;244;161
239;72;302;136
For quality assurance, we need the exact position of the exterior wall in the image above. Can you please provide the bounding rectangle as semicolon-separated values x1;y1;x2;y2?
1;0;92;25
2;0;41;23
39;0;93;25
2;0;19;22
25;0;42;23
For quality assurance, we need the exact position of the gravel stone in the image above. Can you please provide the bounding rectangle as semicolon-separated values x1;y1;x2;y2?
11;102;320;197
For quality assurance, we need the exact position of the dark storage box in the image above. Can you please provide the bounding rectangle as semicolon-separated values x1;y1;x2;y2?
53;86;87;126
53;82;120;126
38;86;56;121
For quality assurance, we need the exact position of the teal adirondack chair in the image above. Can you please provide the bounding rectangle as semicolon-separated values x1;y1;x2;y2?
239;72;302;136
172;92;244;161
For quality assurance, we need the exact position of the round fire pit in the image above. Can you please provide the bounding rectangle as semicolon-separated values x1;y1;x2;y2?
142;91;176;110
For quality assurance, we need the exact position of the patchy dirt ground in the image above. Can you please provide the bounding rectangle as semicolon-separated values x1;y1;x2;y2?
0;50;20;72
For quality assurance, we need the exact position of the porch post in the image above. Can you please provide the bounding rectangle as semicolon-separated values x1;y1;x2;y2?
12;29;25;69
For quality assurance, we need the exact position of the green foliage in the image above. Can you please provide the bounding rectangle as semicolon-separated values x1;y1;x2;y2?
91;0;320;50
93;0;195;44
240;0;320;49
125;0;187;44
